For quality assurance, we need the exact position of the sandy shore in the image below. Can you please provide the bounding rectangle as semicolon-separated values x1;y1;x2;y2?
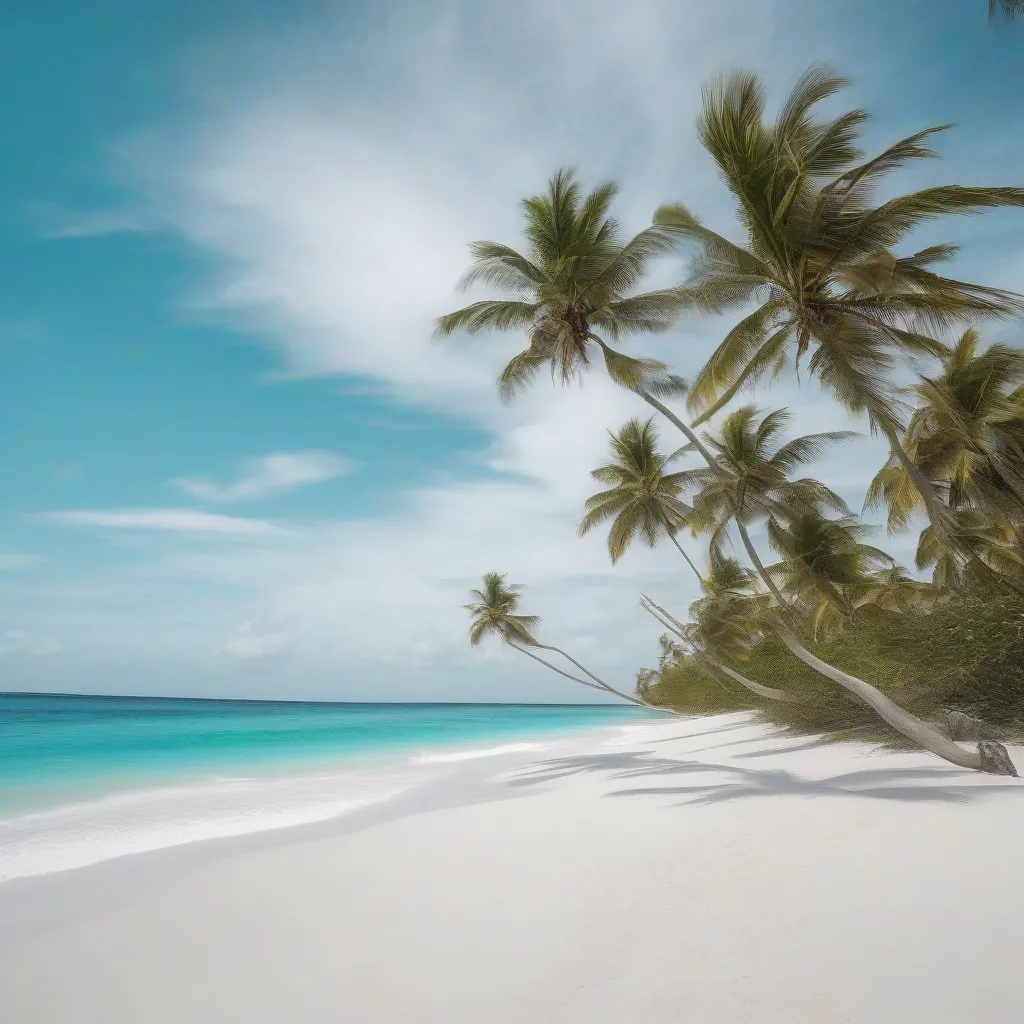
2;713;1023;1023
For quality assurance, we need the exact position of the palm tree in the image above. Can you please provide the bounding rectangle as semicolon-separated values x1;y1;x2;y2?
853;565;937;615
639;560;794;703
435;168;732;477
765;511;896;638
673;405;854;582
654;65;1024;565
867;328;1024;534
680;410;1018;774
465;572;679;714
916;512;1024;590
579;417;702;578
436;167;688;402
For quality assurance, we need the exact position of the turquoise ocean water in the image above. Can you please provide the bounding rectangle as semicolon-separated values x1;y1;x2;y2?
0;693;650;881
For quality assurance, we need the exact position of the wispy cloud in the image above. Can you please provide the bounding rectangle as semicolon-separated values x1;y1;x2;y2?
225;619;292;658
43;509;286;536
0;630;61;661
172;451;353;503
31;201;159;239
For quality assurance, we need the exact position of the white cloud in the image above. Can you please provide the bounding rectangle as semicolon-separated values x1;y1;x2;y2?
173;451;353;503
225;619;292;658
0;630;61;661
44;509;286;536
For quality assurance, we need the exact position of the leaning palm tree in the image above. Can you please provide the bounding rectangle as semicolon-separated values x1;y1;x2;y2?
655;65;1024;564
465;572;679;714
640;559;794;703
436;168;720;454
852;565;937;615
681;409;1018;774
579;417;703;578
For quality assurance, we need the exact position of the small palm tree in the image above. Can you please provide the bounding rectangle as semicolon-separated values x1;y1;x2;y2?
579;417;702;578
673;405;854;585
916;513;1024;590
853;565;937;615
465;572;678;714
655;65;1024;563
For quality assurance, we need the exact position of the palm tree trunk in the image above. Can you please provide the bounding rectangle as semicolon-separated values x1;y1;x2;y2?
639;594;794;703
668;531;704;582
733;523;1018;774
709;659;797;702
638;390;719;465
773;625;1017;774
510;641;682;716
735;521;791;611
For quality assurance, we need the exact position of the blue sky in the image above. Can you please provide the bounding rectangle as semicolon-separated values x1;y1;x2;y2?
2;0;1023;701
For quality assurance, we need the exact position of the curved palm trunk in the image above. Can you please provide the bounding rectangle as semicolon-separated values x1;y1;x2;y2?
668;532;704;583
509;641;682;716
639;594;794;704
735;521;790;611
731;523;1017;774
638;390;719;465
773;626;1018;774
710;659;797;702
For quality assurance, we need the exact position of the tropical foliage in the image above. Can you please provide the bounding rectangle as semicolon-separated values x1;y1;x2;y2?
450;65;1024;777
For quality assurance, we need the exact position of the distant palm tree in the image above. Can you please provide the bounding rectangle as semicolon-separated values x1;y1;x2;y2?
465;572;679;714
579;417;702;578
916;512;1024;590
852;565;937;615
655;65;1024;564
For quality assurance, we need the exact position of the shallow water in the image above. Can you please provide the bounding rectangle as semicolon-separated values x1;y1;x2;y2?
0;693;649;880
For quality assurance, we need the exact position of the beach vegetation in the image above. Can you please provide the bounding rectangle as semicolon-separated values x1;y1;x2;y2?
449;66;1024;777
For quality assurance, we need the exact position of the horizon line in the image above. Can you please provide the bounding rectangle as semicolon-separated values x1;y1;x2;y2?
0;690;638;709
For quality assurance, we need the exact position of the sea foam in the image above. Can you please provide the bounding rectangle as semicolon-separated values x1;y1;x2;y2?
409;741;552;764
0;770;411;882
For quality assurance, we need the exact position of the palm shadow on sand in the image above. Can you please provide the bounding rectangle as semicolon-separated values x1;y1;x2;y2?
507;750;1024;806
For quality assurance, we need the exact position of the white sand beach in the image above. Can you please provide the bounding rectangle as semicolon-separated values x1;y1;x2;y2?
2;714;1023;1024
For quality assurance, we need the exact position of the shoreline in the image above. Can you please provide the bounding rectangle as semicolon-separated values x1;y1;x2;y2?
4;713;1024;1023
1;707;650;883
